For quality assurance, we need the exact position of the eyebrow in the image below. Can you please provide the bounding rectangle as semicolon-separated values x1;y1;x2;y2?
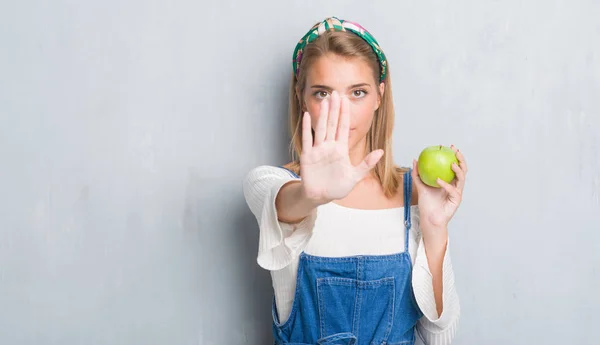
310;83;371;90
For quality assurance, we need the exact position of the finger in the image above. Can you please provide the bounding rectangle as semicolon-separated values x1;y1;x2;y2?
411;159;427;190
437;178;462;205
451;144;468;175
355;149;384;178
337;96;350;145
451;162;465;191
314;98;329;145
301;112;313;154
456;150;468;175
325;91;340;141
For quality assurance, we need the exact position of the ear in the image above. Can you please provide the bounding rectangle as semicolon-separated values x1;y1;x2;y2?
376;82;385;110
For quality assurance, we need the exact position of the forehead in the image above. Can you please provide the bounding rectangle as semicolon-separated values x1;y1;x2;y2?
305;54;377;86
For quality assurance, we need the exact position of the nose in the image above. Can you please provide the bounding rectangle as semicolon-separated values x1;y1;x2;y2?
340;96;356;129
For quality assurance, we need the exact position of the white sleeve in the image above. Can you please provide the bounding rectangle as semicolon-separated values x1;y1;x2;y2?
411;208;461;345
243;165;317;271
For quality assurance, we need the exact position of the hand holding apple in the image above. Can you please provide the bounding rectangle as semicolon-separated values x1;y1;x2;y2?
411;145;468;230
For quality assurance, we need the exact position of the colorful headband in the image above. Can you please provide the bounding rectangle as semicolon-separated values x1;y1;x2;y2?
292;16;388;82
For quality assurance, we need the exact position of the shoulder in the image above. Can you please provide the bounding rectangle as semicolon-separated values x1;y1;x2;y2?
243;165;299;191
396;166;419;206
244;165;295;182
410;170;420;205
243;165;298;208
411;178;419;205
282;161;301;177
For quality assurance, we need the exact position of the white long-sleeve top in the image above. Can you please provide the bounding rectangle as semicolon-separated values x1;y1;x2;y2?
243;165;460;345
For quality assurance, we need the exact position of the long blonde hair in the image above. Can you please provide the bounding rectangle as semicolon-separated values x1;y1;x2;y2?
284;30;407;198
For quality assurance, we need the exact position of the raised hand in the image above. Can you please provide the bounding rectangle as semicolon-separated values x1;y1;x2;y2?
300;91;384;204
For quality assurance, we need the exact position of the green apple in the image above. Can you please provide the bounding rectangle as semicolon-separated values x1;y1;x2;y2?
417;145;459;188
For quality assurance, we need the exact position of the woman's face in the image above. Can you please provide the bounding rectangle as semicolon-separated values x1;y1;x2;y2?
301;53;385;150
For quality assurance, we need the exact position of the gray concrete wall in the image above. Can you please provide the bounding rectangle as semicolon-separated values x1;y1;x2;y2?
1;1;598;344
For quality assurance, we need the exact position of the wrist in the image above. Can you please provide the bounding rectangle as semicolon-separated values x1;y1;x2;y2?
420;219;448;233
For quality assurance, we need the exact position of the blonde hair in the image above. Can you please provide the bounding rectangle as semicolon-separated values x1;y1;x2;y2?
283;30;407;198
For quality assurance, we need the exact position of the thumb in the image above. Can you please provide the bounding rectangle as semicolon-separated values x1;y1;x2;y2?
354;149;384;178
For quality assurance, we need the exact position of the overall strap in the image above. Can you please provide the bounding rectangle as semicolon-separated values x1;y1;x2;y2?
403;169;413;253
279;166;300;178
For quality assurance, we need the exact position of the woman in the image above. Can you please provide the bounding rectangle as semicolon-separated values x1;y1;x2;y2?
243;16;467;345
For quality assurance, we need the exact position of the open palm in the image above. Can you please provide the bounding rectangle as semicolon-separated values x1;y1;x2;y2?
300;91;384;203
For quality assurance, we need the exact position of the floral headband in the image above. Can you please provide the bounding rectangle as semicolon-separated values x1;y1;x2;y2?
292;16;388;82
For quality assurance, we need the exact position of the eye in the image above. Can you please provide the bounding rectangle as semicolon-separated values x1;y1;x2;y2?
313;90;330;99
352;89;367;98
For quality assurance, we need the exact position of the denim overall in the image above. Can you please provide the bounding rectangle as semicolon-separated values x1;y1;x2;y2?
273;168;423;345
